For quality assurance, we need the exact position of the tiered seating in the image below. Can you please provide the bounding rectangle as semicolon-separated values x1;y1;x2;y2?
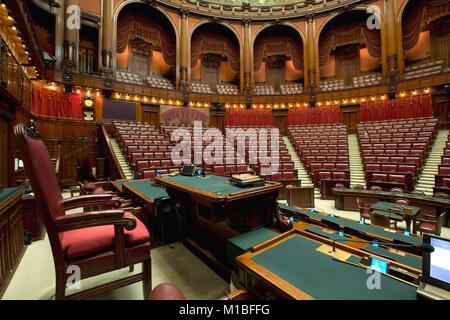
225;126;296;181
115;71;144;85
434;133;450;195
254;85;276;95
320;79;345;91
191;82;214;93
280;83;303;95
145;76;174;90
357;117;438;192
352;73;382;88
112;122;180;179
216;84;239;95
404;59;445;80
288;124;350;194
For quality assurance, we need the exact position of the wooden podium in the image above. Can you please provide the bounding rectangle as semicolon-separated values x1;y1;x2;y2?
280;186;315;208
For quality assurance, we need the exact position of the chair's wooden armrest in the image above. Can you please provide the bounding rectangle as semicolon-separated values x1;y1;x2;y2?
416;216;437;223
60;194;122;211
219;289;254;300
55;210;136;232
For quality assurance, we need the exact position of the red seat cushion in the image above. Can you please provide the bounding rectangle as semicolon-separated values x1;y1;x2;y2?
61;212;150;259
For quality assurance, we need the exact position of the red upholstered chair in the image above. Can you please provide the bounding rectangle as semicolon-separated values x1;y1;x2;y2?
366;164;380;172
415;213;447;236
439;166;450;175
389;174;406;184
372;173;388;182
319;171;332;181
332;172;346;180
382;164;397;172
213;165;225;174
15;121;152;300
411;190;425;196
442;178;450;188
282;171;295;179
142;169;156;179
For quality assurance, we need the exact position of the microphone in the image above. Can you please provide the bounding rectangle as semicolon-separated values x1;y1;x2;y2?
329;238;434;254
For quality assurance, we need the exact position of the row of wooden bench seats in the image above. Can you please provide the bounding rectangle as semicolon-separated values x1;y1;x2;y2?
364;163;418;175
363;155;422;167
362;149;425;157
366;172;415;192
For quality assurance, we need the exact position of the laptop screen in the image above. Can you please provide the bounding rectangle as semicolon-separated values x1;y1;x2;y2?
422;234;450;291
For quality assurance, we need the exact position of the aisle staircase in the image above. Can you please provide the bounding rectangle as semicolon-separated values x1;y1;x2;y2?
348;134;366;187
414;129;449;195
110;138;134;179
283;137;321;199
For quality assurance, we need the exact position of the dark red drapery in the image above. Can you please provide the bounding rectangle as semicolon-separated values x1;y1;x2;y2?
319;20;381;67
117;6;176;66
360;95;432;122
32;85;82;120
254;28;304;71
225;109;273;126
288;106;340;125
191;28;240;72
402;0;450;51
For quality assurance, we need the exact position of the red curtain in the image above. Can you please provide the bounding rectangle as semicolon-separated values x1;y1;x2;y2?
32;85;82;120
254;27;304;72
225;109;273;126
319;21;381;67
360;95;432;122
191;28;240;72
288;106;340;125
117;5;176;66
402;0;450;51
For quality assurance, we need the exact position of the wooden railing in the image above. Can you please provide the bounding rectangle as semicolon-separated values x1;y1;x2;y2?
100;124;126;180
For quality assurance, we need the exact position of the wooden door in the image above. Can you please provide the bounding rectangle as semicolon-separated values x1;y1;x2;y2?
272;110;288;135
341;107;359;134
141;104;160;127
209;110;225;133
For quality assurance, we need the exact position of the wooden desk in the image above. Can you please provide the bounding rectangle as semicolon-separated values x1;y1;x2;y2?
120;179;174;245
154;174;283;275
370;201;421;233
22;194;45;241
279;204;423;254
236;228;419;300
333;188;450;227
321;179;350;199
0;188;25;297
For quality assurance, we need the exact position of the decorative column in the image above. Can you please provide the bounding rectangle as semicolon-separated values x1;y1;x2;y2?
385;0;398;92
55;0;65;70
305;13;317;105
63;0;79;73
179;8;190;104
242;18;252;97
101;0;113;77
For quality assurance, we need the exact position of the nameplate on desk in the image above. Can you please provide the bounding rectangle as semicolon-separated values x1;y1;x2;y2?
316;244;352;261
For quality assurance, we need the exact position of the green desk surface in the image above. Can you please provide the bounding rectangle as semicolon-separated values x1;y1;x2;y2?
251;235;418;300
112;179;130;192
279;204;422;246
227;227;278;268
371;201;420;216
159;174;265;195
0;187;20;203
334;188;450;206
304;226;349;242
363;245;422;270
123;180;168;203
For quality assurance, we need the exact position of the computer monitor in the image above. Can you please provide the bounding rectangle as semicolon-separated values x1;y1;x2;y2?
369;257;389;274
181;165;197;176
422;234;450;291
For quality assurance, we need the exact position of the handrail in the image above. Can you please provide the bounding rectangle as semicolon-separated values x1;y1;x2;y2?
101;124;126;180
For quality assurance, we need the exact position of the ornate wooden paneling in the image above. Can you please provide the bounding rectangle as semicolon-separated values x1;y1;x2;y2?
0;188;24;298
